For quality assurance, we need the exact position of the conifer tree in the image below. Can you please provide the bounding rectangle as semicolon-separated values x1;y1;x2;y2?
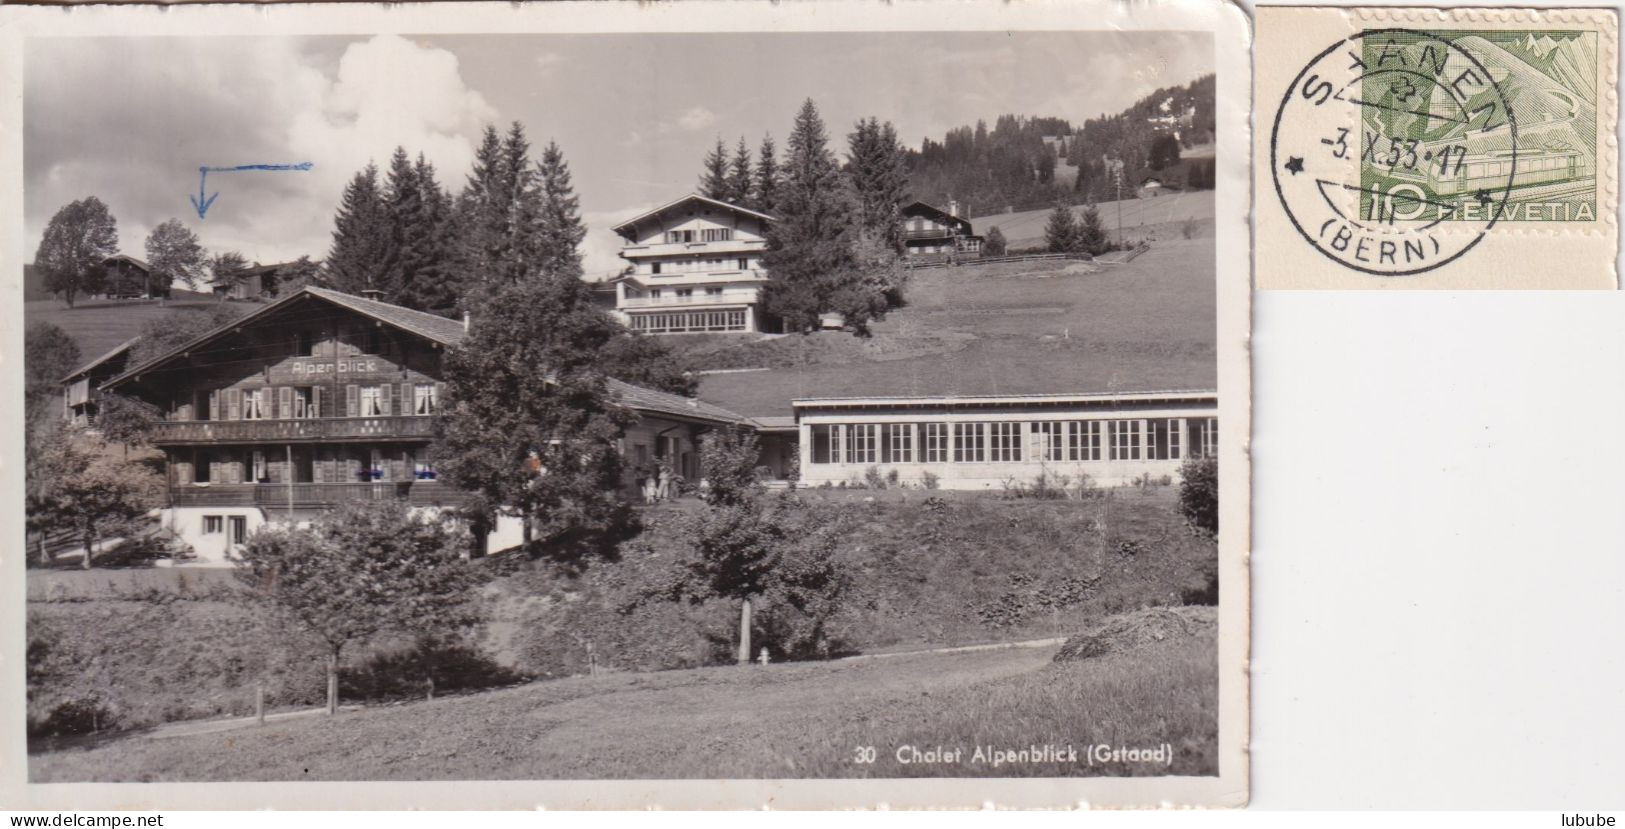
698;137;730;200
761;99;869;334
399;153;460;315
534;141;586;280
845;117;909;253
325;163;393;296
1044;203;1078;254
1076;203;1110;255
726;137;753;206
754;134;779;213
500;122;544;285
457;125;508;284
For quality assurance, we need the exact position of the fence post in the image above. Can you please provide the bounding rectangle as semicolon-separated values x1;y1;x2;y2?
255;683;265;726
737;599;752;666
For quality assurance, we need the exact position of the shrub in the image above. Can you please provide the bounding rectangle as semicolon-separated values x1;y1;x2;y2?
700;426;763;507
1000;468;1072;500
340;635;529;701
920;470;940;490
1178;456;1218;539
864;466;887;490
1181;217;1199;239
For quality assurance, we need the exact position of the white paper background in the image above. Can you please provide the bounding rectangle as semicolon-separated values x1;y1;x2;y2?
1252;291;1625;808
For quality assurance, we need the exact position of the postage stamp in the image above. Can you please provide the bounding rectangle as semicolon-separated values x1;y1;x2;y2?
1257;7;1618;289
0;0;1251;812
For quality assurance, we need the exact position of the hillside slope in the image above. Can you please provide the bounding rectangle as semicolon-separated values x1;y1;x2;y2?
689;211;1215;418
25;292;233;362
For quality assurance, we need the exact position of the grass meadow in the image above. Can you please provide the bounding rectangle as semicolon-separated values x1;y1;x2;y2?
30;627;1216;781
688;217;1216;417
25;291;230;362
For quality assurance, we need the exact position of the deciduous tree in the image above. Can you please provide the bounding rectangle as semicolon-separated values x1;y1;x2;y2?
597;333;697;397
433;274;637;562
673;438;851;662
235;500;482;715
27;430;162;569
983;225;1008;257
206;251;251;298
35;197;118;307
143;219;207;293
25;322;80;430
129;304;246;367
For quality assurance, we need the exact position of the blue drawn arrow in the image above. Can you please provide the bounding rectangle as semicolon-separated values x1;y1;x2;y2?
190;162;314;219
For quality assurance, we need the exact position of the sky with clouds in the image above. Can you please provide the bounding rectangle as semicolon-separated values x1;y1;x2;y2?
24;31;1212;279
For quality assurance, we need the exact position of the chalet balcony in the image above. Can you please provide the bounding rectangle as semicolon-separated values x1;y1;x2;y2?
620;239;767;258
150;416;437;446
169;480;469;509
904;228;955;241
620;293;754;310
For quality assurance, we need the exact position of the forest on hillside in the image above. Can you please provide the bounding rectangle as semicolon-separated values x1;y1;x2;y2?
906;73;1216;215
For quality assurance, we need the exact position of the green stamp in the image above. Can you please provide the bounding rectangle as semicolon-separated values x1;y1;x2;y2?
1358;29;1600;223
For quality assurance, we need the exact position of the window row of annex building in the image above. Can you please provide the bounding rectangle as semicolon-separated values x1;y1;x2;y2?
64;286;1216;565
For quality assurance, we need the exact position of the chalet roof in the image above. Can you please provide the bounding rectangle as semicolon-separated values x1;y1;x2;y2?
901;201;973;232
304;287;468;346
101;285;748;426
792;389;1217;410
747;415;798;432
103;254;151;271
607;379;748;425
611;193;775;241
61;336;139;384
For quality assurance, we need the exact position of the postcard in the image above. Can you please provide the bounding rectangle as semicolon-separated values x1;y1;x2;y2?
0;0;1250;810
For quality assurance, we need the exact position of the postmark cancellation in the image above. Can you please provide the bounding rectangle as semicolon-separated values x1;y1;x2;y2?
1257;6;1618;288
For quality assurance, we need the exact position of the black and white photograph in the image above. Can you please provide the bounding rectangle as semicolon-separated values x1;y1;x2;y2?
4;0;1250;809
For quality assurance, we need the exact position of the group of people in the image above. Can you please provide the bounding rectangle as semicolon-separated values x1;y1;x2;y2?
639;462;677;505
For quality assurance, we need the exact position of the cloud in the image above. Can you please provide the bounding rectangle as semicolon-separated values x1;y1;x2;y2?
579;203;659;280
24;35;497;268
661;106;718;134
534;52;566;77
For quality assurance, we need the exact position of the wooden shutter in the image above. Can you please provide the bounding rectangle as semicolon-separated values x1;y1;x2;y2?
433;383;445;412
311;387;324;419
401;382;414;415
346;385;359;417
226;389;241;421
209;391;219;421
377;384;391;416
278;387;292;419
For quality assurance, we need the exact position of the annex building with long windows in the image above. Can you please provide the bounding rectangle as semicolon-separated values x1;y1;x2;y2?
790;391;1219;489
